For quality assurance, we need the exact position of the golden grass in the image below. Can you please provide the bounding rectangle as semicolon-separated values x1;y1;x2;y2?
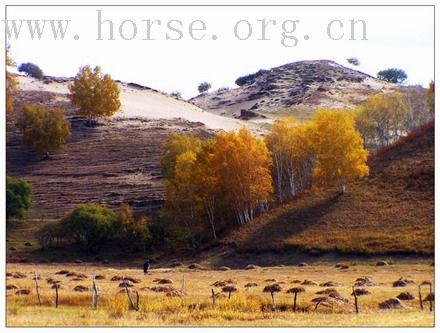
6;262;434;327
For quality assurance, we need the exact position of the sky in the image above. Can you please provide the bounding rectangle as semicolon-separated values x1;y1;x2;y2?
6;5;435;99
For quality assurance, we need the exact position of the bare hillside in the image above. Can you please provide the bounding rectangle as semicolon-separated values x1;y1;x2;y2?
190;60;397;120
8;77;243;219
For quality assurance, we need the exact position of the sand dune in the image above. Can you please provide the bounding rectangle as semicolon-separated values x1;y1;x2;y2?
17;76;253;131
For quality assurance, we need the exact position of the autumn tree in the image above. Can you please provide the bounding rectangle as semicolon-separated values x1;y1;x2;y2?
213;128;273;224
426;81;435;115
114;203;152;251
17;104;71;158
310;109;369;194
266;118;314;203
193;140;219;239
355;93;408;147
68;65;121;125
6;46;17;114
166;150;201;249
161;133;202;179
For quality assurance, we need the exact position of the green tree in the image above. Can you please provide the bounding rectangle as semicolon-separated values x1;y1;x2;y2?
18;62;44;79
17;104;71;158
377;68;407;84
60;204;117;251
6;176;31;220
197;82;212;93
346;57;360;66
68;65;121;125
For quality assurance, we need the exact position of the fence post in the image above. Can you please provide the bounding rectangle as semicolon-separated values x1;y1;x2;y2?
55;284;59;308
92;275;99;309
429;283;433;312
34;272;42;306
418;285;424;310
352;286;359;313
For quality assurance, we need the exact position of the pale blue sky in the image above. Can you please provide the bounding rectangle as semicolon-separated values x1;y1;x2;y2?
7;5;434;98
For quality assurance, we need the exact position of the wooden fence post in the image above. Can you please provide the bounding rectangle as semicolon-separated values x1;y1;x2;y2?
34;272;42;306
124;280;139;311
418;285;424;310
211;289;216;306
55;284;59;308
92;275;99;309
429;283;433;312
352;286;359;313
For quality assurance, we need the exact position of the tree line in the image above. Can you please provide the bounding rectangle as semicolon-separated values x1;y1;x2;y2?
161;109;369;250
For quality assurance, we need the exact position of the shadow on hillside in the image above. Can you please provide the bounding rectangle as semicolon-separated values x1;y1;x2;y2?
237;193;342;253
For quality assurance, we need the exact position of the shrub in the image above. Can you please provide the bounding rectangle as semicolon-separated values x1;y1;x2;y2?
235;69;268;86
377;68;407;84
35;222;64;248
16;104;71;158
346;57;360;66
114;203;153;251
18;62;44;79
197;82;211;93
6;176;31;220
170;91;182;98
216;87;230;93
60;204;117;251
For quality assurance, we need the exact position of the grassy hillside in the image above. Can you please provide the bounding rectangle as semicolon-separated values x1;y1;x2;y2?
222;122;434;255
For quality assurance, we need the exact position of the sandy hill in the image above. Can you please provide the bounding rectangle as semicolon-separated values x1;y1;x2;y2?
221;121;434;255
190;60;397;121
7;76;258;219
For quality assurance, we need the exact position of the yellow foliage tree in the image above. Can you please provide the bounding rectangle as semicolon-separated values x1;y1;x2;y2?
68;65;121;125
355;93;408;147
161;133;202;179
166;150;201;249
17;104;71;158
310;109;369;194
6;46;17;114
266;117;314;202
213;128;273;224
426;81;435;115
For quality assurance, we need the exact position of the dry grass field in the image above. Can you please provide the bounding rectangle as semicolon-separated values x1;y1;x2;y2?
6;261;434;327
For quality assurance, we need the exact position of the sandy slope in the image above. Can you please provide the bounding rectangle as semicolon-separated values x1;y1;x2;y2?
17;76;252;131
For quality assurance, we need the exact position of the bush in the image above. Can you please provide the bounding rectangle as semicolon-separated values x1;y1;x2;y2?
60;204;117;251
197;82;211;93
6;176;31;220
346;57;360;66
216;87;230;93
235;69;268;86
16;104;71;158
35;222;64;248
170;91;182;98
18;62;44;79
114;203;152;251
377;68;407;84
